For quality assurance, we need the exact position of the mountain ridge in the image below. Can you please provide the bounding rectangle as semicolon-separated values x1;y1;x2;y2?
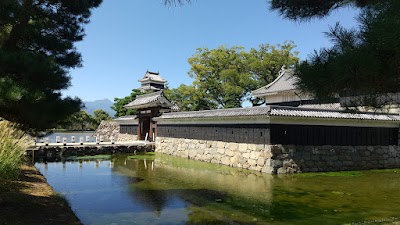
83;99;115;116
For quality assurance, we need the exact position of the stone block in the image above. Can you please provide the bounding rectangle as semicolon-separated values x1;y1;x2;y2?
248;159;257;167
217;148;225;154
228;143;238;151
221;157;230;165
225;150;235;157
217;141;226;149
242;152;250;159
250;151;260;160
248;144;257;151
238;143;248;152
256;144;266;151
387;158;395;165
283;160;292;168
211;158;219;164
257;157;265;167
262;152;273;159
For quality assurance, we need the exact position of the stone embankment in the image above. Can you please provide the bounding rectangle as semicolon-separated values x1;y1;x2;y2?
93;121;137;141
156;137;400;174
29;144;154;161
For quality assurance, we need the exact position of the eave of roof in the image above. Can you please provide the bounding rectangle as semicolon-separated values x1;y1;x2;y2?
124;91;173;109
251;69;297;97
155;105;400;122
114;115;138;125
270;106;400;121
138;71;167;83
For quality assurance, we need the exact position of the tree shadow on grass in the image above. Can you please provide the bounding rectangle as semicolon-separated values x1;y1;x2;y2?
0;165;82;225
0;192;81;225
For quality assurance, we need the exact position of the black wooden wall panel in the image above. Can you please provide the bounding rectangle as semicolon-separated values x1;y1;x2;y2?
156;123;397;146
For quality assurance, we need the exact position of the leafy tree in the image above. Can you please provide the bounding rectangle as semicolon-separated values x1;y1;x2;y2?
112;89;144;117
165;0;399;107
270;0;400;107
164;84;217;111
93;109;111;125
58;110;95;131
0;0;102;131
186;43;298;108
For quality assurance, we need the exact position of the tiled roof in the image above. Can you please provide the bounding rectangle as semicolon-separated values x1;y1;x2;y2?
114;115;138;125
251;69;298;97
139;86;161;91
270;106;400;121
156;105;400;122
157;107;271;119
124;91;173;109
114;115;137;121
138;71;166;83
298;103;344;111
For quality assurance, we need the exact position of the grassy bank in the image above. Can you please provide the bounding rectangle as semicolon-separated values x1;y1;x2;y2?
0;120;30;182
0;120;81;224
0;164;82;225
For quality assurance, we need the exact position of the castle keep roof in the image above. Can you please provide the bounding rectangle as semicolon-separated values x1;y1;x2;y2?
138;71;167;83
124;91;173;109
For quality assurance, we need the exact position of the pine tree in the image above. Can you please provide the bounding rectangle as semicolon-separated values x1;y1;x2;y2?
0;0;102;131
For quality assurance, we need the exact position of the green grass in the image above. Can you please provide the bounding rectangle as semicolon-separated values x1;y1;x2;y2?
369;168;400;173
294;171;364;178
127;152;156;160
0;120;30;181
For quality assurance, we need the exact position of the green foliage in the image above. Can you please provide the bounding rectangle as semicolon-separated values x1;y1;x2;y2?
93;109;111;125
112;89;143;117
58;110;96;131
0;0;102;131
270;0;374;21
0;120;30;181
294;1;400;107
166;43;298;109
164;85;217;111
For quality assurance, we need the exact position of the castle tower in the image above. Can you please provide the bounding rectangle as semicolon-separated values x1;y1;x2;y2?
138;71;167;92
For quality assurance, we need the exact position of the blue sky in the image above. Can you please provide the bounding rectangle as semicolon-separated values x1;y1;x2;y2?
64;0;359;102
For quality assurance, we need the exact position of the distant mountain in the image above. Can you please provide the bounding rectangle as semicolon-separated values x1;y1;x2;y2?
83;99;115;117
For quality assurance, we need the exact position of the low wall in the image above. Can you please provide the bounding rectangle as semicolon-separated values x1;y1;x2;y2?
94;121;138;141
29;144;154;162
156;137;400;174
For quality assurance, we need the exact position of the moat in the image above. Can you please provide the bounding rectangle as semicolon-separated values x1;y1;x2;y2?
36;153;400;225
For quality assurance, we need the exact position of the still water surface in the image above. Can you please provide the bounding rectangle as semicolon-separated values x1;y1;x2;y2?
36;154;400;225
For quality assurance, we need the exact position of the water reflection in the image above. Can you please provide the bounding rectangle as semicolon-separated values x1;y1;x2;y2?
36;154;400;225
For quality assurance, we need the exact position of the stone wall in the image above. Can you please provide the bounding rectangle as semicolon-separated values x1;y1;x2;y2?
155;137;400;174
94;121;138;141
117;133;138;142
277;145;400;173
156;137;275;173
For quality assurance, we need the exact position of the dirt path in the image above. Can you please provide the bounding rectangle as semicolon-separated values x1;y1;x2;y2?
0;164;82;225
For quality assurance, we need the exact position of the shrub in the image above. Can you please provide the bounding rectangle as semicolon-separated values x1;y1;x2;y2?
0;120;30;181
